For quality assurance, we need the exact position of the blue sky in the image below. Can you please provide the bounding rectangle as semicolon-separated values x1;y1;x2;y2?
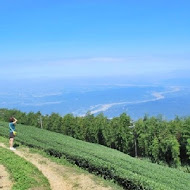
0;0;190;80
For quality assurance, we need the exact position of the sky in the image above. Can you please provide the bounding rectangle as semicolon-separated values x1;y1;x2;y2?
0;0;190;80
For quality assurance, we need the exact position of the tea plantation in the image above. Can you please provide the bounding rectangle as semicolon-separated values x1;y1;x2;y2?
0;121;190;190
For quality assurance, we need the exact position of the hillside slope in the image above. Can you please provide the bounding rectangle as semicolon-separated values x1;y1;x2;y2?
0;121;190;190
0;142;118;190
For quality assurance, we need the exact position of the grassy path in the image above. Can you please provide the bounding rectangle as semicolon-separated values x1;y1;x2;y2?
0;144;50;190
0;142;121;190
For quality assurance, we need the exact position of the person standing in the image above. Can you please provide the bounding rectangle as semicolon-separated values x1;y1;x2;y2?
9;117;17;151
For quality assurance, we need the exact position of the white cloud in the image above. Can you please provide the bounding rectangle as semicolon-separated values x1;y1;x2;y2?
22;101;63;106
32;92;62;98
1;54;190;79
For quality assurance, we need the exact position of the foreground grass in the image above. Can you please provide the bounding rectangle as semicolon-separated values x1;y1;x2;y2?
1;121;190;190
0;145;50;190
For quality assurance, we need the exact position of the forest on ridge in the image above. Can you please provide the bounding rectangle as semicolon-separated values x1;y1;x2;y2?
1;108;190;167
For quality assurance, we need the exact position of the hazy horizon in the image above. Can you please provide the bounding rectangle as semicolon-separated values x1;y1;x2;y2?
1;1;190;81
1;1;190;119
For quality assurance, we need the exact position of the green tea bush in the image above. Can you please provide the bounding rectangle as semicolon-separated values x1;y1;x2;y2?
0;121;189;190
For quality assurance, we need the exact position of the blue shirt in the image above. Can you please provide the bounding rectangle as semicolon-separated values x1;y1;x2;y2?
9;122;15;133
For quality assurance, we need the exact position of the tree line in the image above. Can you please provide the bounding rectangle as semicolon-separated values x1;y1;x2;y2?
0;108;190;167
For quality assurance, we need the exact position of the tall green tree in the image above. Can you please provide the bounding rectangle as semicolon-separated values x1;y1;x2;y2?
47;112;62;132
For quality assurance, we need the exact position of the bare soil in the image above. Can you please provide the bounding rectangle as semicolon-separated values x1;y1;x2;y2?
0;165;13;190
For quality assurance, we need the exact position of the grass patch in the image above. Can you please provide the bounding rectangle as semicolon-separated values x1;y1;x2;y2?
0;145;50;190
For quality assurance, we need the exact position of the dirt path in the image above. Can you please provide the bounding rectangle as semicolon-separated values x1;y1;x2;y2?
0;143;113;190
0;165;13;190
